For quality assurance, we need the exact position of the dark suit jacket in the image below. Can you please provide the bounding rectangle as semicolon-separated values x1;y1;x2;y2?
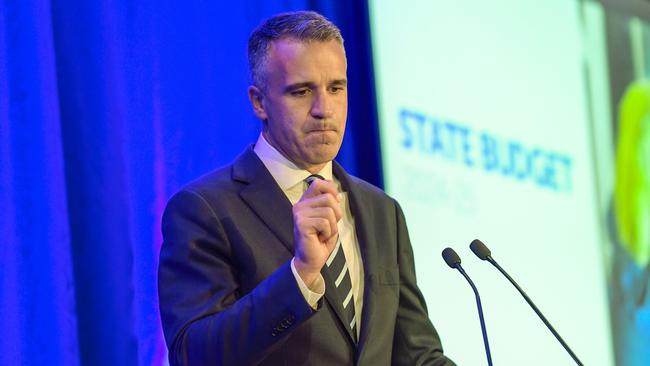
158;147;455;365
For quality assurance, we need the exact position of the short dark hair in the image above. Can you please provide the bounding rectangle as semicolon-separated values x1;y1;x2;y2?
248;11;344;89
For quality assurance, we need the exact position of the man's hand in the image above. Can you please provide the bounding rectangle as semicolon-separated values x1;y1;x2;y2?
292;179;342;286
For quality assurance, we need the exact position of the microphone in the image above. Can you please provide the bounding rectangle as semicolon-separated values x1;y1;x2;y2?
469;239;584;366
442;247;493;366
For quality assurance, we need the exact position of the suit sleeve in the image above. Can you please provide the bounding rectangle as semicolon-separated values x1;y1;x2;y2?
158;189;316;366
391;200;457;366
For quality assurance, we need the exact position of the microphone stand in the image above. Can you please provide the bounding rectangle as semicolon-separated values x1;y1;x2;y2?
456;265;493;366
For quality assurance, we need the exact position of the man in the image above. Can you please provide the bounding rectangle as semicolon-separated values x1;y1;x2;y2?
158;11;455;366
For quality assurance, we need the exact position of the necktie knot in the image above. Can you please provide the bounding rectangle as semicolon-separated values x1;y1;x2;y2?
304;174;325;186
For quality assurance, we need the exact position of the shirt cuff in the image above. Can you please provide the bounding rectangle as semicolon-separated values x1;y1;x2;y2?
290;258;325;309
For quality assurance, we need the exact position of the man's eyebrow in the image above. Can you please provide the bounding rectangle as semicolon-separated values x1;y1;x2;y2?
330;79;347;86
284;82;313;92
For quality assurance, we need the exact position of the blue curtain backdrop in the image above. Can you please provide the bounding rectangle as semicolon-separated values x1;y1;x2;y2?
0;0;381;365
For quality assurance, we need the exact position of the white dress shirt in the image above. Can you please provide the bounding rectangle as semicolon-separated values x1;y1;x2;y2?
253;133;364;337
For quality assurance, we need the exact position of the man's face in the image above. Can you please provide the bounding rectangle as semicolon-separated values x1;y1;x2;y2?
249;38;348;173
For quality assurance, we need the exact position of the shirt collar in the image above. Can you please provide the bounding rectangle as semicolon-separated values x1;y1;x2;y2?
253;133;333;192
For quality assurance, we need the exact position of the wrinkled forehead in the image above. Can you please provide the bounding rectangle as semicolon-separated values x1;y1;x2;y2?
266;38;347;70
267;37;346;62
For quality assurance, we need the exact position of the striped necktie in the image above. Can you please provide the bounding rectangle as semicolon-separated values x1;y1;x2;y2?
304;174;358;342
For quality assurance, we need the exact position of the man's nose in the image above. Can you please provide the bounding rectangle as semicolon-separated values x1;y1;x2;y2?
310;91;333;119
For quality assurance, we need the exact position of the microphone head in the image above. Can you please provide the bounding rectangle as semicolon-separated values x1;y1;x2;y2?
470;239;491;260
442;247;461;268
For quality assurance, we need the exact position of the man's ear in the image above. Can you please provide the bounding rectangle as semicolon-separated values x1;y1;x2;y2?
248;85;268;120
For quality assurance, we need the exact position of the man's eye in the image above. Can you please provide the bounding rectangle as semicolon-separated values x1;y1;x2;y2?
329;86;345;93
291;89;310;97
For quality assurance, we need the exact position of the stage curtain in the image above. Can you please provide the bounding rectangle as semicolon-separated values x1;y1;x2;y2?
0;0;380;364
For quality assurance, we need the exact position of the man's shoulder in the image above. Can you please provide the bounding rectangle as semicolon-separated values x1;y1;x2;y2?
181;164;236;195
161;164;239;215
173;147;260;199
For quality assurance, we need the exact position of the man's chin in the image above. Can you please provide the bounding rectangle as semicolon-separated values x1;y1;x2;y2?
302;148;340;166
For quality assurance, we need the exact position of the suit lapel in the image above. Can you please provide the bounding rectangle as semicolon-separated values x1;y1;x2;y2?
233;147;295;253
334;162;380;353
